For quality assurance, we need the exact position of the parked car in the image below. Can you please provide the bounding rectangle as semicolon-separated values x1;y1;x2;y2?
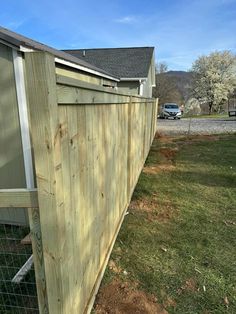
159;103;182;119
228;101;236;117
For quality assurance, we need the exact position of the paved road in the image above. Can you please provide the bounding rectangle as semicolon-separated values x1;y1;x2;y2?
157;117;236;135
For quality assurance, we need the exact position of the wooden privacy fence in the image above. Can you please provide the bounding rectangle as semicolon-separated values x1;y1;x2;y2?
0;51;158;313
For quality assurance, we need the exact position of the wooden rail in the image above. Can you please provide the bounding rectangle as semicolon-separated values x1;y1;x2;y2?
0;189;38;208
0;188;48;312
56;75;154;105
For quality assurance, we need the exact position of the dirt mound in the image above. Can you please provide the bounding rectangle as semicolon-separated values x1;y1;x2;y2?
129;198;157;213
94;279;168;314
177;278;198;294
155;132;174;143
159;147;178;161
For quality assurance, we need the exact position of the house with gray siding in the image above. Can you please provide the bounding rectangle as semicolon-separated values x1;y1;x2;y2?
0;26;156;225
0;26;118;225
63;47;156;97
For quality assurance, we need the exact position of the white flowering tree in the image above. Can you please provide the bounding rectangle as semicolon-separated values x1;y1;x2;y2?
191;51;236;113
185;98;201;115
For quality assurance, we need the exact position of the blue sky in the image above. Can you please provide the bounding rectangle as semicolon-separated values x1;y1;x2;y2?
1;0;236;70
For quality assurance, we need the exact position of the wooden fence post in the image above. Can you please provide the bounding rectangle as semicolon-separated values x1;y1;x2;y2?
127;96;132;200
28;208;49;313
25;52;65;313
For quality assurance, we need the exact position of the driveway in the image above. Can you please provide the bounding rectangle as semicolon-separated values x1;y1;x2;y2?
157;117;236;135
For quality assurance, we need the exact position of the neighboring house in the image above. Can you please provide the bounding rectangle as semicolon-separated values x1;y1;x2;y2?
63;47;156;97
0;26;119;87
0;26;118;225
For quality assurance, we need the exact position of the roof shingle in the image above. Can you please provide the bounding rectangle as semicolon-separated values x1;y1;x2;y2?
63;47;154;79
0;26;117;79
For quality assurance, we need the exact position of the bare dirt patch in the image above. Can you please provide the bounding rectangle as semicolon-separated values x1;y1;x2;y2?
129;198;177;223
177;278;198;294
129;198;157;213
163;296;177;308
159;147;178;161
143;147;177;175
155;132;220;145
155;202;176;223
155;132;175;143
108;260;122;274
94;279;168;314
143;164;175;174
190;135;220;142
175;135;220;147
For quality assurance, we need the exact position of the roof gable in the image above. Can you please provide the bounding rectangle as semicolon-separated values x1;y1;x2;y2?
63;47;154;79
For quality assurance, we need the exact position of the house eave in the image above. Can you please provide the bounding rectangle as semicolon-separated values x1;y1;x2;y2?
120;77;147;82
20;46;120;82
54;58;120;82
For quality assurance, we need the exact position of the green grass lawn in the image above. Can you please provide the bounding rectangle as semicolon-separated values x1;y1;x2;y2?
99;134;236;314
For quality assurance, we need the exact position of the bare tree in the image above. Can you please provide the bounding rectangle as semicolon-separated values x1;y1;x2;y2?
153;73;183;105
155;62;168;74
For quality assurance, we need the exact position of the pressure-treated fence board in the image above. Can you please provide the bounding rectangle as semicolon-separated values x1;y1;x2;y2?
56;75;155;106
28;208;49;313
25;52;66;314
57;74;147;98
57;84;131;105
24;51;158;314
0;189;38;208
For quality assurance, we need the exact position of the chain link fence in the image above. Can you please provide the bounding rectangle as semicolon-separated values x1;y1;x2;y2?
0;224;39;313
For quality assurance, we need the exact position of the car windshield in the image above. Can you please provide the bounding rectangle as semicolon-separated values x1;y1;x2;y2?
164;104;179;109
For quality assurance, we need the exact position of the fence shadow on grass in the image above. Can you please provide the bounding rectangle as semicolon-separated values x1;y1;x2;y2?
174;170;236;189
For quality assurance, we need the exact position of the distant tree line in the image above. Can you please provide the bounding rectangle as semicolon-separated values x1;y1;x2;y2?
153;51;236;115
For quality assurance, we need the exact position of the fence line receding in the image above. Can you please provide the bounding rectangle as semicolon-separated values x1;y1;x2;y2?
0;51;158;314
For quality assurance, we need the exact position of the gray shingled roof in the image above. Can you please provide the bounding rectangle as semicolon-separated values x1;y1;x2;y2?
63;47;154;79
0;26;118;79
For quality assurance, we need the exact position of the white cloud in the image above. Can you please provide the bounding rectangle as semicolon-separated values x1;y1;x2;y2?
114;16;137;24
6;20;25;30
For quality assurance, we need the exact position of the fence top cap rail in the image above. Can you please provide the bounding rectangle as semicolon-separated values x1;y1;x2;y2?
56;74;155;101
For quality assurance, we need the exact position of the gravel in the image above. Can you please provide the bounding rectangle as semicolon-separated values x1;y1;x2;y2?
157;117;236;136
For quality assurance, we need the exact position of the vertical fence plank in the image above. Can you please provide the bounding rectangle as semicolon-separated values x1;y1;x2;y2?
25;52;65;314
28;208;49;313
127;96;132;199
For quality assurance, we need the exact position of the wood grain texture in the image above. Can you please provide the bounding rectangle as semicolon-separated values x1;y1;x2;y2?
24;52;157;314
57;84;131;105
25;52;65;314
21;233;31;245
28;208;49;314
0;189;38;208
56;67;101;85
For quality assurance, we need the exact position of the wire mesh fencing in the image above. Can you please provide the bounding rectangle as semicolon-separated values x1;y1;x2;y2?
0;223;39;313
